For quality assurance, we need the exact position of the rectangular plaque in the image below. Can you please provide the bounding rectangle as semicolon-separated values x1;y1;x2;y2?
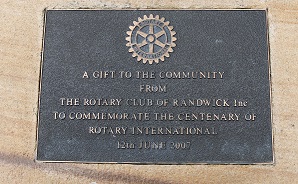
37;10;273;164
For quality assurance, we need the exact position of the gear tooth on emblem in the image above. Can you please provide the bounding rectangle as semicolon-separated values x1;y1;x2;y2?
126;14;177;64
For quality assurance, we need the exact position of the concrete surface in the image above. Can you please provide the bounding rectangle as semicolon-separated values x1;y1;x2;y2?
0;0;297;183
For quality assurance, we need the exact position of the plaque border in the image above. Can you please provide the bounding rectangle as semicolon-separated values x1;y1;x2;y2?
35;9;274;165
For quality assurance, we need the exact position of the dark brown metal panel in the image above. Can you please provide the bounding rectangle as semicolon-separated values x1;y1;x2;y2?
37;10;272;164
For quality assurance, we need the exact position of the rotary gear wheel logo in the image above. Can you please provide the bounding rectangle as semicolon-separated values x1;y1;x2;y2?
126;14;177;64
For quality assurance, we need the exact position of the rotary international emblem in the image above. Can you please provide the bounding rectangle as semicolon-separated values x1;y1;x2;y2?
126;14;177;64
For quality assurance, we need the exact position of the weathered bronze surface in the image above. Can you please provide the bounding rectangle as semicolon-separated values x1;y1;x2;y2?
37;10;273;164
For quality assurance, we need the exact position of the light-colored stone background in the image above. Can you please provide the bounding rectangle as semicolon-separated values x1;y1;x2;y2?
1;0;297;183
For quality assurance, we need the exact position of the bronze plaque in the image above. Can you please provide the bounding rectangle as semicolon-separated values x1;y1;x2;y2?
37;10;273;164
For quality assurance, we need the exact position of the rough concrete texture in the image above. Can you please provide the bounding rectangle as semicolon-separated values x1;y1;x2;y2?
0;0;297;183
